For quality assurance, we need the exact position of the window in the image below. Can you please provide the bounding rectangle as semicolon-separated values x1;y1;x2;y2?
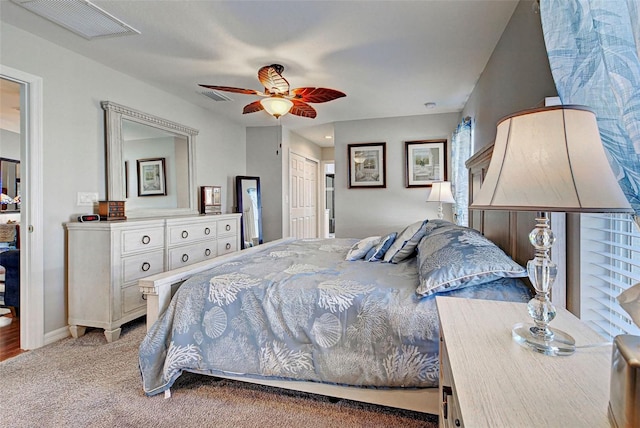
580;213;640;341
451;118;472;226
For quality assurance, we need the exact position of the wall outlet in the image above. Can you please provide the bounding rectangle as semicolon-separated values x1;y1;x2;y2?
77;192;98;207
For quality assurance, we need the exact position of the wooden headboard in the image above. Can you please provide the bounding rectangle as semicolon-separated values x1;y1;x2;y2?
466;143;536;270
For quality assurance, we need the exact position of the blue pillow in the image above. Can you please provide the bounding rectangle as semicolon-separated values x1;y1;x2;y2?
383;220;429;263
345;236;381;261
415;226;527;297
365;232;397;262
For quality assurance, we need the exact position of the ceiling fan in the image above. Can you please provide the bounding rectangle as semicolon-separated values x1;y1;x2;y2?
199;64;346;119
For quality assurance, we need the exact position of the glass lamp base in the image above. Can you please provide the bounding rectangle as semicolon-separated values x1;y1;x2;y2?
512;322;576;356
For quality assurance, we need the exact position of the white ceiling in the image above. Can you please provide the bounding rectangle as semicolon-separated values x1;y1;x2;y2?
0;0;519;146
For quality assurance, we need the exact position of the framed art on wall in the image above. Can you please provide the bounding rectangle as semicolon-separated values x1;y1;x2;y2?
137;157;167;196
348;142;386;188
405;140;447;187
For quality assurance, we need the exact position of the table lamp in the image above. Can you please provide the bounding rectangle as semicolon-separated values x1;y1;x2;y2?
470;105;633;356
428;181;455;220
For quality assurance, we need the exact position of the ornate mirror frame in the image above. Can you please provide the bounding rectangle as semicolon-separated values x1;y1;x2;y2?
102;101;198;218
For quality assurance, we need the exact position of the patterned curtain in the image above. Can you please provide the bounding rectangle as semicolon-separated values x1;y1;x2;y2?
541;0;640;225
451;117;472;226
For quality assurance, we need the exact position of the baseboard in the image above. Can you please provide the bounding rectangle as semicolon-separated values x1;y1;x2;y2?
44;325;70;345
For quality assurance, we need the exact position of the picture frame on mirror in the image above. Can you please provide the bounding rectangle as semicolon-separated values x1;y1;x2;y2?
137;157;167;196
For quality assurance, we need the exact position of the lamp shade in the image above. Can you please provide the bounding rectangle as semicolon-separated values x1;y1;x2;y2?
470;105;632;213
260;97;293;118
428;181;456;203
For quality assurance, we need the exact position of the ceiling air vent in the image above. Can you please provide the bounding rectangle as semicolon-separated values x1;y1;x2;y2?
11;0;140;40
200;90;233;102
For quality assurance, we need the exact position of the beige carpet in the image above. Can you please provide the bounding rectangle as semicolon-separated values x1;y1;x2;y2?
0;318;438;427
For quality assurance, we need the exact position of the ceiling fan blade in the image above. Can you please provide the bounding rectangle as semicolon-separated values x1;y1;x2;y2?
291;87;346;103
242;100;264;114
199;84;259;95
290;100;317;118
258;65;290;96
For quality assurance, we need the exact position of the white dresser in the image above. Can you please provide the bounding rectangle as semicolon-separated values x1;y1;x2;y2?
66;214;240;342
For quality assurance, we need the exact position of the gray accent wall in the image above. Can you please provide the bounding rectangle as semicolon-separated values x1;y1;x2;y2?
334;113;460;239
463;0;557;152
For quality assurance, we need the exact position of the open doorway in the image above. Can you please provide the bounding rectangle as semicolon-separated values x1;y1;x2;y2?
0;77;23;359
0;66;45;354
324;162;335;238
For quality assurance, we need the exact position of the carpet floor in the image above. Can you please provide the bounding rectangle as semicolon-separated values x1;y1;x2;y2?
0;318;438;427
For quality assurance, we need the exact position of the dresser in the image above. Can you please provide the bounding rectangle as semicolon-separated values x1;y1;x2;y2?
66;214;240;342
436;296;611;428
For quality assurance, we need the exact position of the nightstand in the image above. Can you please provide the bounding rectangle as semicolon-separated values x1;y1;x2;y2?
436;296;611;428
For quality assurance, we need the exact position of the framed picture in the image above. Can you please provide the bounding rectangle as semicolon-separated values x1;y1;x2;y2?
348;142;386;188
200;185;222;214
405;140;447;187
137;157;167;196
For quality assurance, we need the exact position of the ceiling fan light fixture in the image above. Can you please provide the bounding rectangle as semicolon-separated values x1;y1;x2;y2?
260;97;293;119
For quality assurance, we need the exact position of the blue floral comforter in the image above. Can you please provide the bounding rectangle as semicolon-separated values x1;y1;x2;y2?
139;238;531;396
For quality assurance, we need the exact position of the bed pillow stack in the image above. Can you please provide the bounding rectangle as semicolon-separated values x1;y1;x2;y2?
345;236;381;261
383;219;430;263
364;232;397;262
415;225;527;297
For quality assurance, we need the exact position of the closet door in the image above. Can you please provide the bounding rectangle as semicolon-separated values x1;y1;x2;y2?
290;153;318;239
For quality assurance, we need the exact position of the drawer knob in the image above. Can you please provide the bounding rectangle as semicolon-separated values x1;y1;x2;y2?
182;254;189;263
204;227;211;235
141;262;151;272
225;243;231;250
455;419;461;427
225;224;231;231
205;249;211;257
181;230;189;239
141;235;151;245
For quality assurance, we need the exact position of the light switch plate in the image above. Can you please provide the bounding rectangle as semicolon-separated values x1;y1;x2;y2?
77;192;98;206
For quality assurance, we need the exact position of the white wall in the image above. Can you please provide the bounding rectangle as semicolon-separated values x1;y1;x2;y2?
334;113;460;238
0;129;20;159
1;23;246;334
246;126;282;242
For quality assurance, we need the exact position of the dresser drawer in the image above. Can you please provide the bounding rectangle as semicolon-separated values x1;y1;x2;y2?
122;251;164;283
167;221;217;246
217;219;237;236
217;237;237;255
122;283;145;314
121;227;165;254
168;240;217;269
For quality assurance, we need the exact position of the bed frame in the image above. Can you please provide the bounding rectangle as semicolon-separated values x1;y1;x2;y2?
138;144;523;415
139;239;439;413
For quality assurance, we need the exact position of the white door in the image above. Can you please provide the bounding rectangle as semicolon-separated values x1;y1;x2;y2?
290;153;318;239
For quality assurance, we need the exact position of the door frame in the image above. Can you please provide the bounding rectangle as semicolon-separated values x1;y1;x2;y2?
0;65;45;350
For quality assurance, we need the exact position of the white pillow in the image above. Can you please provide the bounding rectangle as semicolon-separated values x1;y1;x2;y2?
345;236;381;261
383;220;429;263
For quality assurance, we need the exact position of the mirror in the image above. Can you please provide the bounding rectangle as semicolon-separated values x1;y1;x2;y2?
236;176;262;249
102;101;198;218
0;158;20;213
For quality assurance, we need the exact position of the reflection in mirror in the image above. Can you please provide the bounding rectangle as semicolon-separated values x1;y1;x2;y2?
0;158;20;212
236;176;262;249
102;101;198;218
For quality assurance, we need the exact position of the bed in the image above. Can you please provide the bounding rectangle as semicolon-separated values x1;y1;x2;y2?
138;218;532;414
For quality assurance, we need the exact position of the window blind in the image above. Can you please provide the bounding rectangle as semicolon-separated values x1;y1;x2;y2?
580;213;640;341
